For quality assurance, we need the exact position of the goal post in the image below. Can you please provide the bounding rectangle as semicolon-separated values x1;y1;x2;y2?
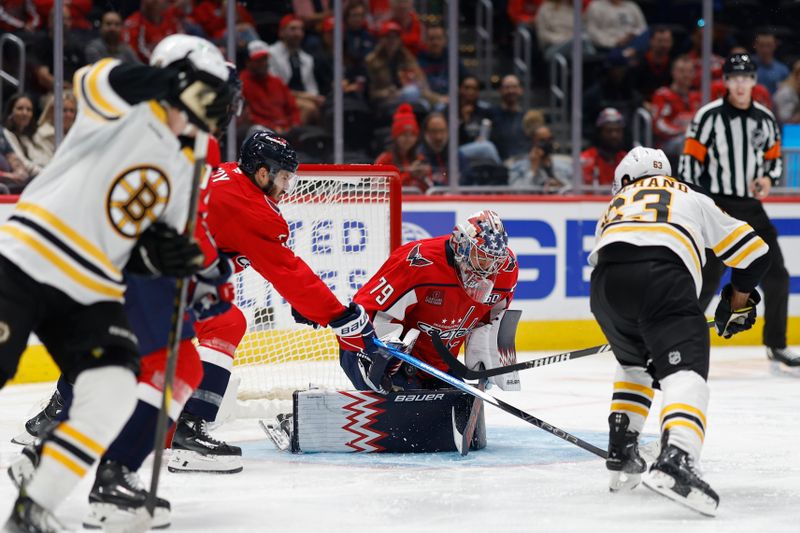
231;164;402;401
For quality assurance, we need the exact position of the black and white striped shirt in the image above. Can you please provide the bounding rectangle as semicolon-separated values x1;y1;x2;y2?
678;98;782;197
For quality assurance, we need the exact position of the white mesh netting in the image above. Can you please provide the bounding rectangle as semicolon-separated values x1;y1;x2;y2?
231;166;398;401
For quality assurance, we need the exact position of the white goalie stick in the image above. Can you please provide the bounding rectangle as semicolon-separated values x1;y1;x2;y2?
373;335;608;459
146;132;209;519
440;319;717;380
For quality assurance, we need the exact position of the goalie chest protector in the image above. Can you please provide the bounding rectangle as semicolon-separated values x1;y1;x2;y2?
289;389;486;453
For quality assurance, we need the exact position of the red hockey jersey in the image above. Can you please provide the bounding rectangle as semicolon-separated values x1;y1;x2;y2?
354;235;518;372
203;161;346;326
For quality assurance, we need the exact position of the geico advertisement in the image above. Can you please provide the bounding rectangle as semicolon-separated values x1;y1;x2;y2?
401;198;800;319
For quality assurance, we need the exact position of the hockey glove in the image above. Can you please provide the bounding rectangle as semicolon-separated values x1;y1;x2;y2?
714;284;761;339
126;223;204;278
331;303;393;394
291;307;321;329
167;58;233;132
190;258;234;321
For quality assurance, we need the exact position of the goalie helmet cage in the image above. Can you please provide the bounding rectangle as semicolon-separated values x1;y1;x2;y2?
231;164;402;403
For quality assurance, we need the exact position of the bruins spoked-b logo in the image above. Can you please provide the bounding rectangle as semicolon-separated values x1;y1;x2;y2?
107;166;171;238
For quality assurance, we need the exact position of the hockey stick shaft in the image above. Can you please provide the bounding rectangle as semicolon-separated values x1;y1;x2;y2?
459;377;487;456
373;336;608;459
147;132;209;516
443;319;717;380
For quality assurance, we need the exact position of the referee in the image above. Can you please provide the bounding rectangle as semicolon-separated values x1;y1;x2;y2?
679;52;798;368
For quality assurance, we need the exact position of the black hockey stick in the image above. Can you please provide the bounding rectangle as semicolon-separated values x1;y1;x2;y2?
147;132;209;517
442;319;718;380
373;336;608;459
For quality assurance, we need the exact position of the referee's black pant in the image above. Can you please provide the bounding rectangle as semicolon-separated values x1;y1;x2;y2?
698;196;789;349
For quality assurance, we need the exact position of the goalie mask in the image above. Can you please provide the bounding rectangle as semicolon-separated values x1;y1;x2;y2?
612;146;671;195
450;210;510;303
150;35;232;132
238;131;299;197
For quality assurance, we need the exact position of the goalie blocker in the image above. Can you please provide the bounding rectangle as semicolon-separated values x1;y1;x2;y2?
266;389;486;453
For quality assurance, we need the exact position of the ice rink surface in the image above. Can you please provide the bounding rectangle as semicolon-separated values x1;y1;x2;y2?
1;346;798;533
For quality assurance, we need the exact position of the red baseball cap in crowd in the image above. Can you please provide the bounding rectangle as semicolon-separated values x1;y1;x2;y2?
321;17;335;33
380;20;402;37
596;107;625;127
248;40;270;60
279;14;302;31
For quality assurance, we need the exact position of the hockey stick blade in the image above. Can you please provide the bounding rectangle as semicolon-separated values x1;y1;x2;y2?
460;374;487;456
373;336;608;459
443;319;718;380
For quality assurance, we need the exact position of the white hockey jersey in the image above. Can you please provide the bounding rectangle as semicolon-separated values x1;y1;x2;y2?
0;58;194;304
588;175;768;296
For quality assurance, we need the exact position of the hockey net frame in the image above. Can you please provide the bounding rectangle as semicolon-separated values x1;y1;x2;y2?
230;164;401;403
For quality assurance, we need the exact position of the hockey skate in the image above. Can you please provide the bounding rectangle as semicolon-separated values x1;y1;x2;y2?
7;440;42;490
643;443;719;517
766;346;800;374
168;413;242;474
606;413;646;492
83;461;170;531
3;490;66;533
259;413;293;452
11;391;64;446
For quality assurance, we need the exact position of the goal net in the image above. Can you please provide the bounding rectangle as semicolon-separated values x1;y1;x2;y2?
231;165;401;401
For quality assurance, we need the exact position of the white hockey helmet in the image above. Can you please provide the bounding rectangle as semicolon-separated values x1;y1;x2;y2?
612;146;672;195
150;35;231;132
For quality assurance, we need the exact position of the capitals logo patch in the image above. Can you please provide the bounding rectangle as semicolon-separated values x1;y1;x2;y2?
406;243;432;267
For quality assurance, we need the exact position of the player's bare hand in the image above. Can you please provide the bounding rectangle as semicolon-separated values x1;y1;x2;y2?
750;176;771;199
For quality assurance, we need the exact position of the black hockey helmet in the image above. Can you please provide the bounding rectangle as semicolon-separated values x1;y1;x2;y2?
723;53;757;77
238;130;299;177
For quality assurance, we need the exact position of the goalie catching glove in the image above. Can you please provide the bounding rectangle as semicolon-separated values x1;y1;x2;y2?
330;303;395;394
714;284;760;339
126;222;205;278
190;257;234;321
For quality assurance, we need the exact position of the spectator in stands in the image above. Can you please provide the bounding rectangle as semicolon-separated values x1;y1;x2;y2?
27;6;85;97
585;0;647;52
686;26;724;91
84;11;141;64
123;0;183;63
240;40;301;135
33;91;77;159
753;30;789;96
774;60;800;124
522;109;546;142
33;0;94;40
0;130;30;194
269;14;324;125
456;75;492;146
0;0;40;34
508;0;544;28
419;112;464;187
630;25;673;101
535;0;594;62
292;0;330;34
192;0;258;45
365;20;430;113
711;49;773;109
509;125;571;192
651;55;701;163
387;0;422;55
583;54;641;142
489;74;530;162
2;94;49;178
375;103;431;192
344;1;375;67
417;23;466;104
581;107;626;190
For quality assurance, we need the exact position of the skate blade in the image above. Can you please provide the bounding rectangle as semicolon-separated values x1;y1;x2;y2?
643;471;718;517
167;449;243;474
769;361;800;376
258;419;290;451
10;431;35;446
84;503;169;532
609;470;642;492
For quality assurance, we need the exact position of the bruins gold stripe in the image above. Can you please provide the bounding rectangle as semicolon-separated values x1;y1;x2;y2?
726;237;768;268
661;403;707;427
0;226;124;299
15;202;121;278
86;58;121;118
610;402;650;418
58;423;106;455
613;381;655;399
603;225;701;273
42;446;87;477
662;419;705;441
712;224;751;255
148;100;167;124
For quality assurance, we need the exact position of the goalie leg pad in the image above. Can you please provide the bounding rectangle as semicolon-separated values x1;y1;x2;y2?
285;389;485;453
